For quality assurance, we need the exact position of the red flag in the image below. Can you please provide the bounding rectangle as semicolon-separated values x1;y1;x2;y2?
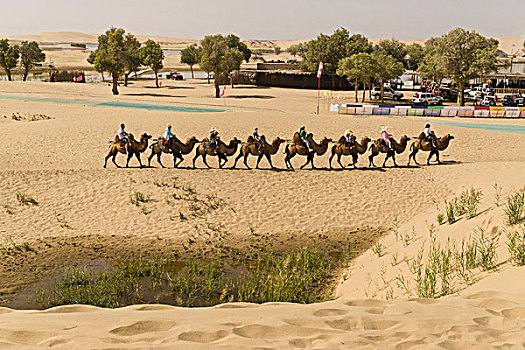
220;86;226;97
317;62;323;78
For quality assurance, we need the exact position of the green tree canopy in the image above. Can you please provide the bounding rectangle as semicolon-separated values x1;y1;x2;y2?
422;28;498;105
300;28;373;88
180;45;203;78
273;46;282;55
405;43;424;71
123;33;141;86
200;34;243;97
0;39;19;81
140;39;164;88
374;39;407;65
337;53;375;102
225;34;251;62
19;41;45;81
88;27;127;94
287;43;307;57
372;54;405;102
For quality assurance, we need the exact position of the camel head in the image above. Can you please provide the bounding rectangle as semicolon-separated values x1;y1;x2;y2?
400;135;411;143
273;137;285;145
362;136;371;143
140;133;153;140
231;137;241;145
321;137;333;144
446;134;455;140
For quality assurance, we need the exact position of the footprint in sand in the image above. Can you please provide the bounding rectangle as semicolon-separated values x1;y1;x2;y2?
501;307;525;321
233;324;323;339
110;320;177;336
324;318;363;331
313;308;349;317
0;330;59;346
178;330;230;343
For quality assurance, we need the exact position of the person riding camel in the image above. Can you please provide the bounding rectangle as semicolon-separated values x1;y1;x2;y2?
299;125;313;152
422;123;437;149
381;126;393;150
210;127;220;154
118;123;129;154
253;127;262;151
163;125;175;152
344;128;355;149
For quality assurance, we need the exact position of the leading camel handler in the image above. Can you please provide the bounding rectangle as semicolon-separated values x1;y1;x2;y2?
104;133;152;168
148;136;200;168
232;135;285;170
408;133;455;166
284;132;332;170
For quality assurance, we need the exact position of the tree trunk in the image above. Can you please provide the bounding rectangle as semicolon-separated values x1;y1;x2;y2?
124;72;129;87
112;74;119;95
354;78;358;103
362;83;366;103
214;73;220;98
5;69;11;81
459;83;465;106
190;65;194;79
207;72;210;84
380;80;385;103
331;75;336;90
155;70;159;88
101;72;105;82
230;72;235;89
23;68;29;82
369;83;372;99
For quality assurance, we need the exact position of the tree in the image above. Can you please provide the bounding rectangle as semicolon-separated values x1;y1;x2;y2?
0;39;19;81
200;34;243;97
337;53;375;102
140;39;164;88
19;41;45;81
425;28;498;105
273;46;282;55
300;28;373;88
225;34;251;62
288;43;307;57
180;45;202;78
88;27;127;95
405;43;424;71
374;39;407;65
123;33;141;86
373;54;404;102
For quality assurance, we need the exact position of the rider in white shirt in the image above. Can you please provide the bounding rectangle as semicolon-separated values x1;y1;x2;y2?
118;123;129;154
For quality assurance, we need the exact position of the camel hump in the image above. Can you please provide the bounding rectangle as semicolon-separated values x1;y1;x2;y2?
337;136;346;144
202;137;210;143
292;132;301;144
418;132;426;140
247;136;254;143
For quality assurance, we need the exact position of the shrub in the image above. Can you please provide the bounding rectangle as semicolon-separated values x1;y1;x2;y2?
507;225;525;266
505;192;525;225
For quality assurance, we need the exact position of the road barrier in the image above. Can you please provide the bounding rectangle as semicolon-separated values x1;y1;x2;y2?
332;104;525;119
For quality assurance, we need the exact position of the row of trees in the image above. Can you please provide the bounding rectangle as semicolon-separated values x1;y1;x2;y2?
288;27;498;105
87;28;165;95
0;39;46;81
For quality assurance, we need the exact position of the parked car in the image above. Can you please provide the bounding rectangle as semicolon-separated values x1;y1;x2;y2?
502;93;525;106
464;86;493;99
412;92;444;106
439;87;459;102
166;72;183;80
372;86;404;101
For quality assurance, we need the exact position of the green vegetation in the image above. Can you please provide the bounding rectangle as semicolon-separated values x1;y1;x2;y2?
505;191;525;225
140;39;164;88
130;191;151;206
370;54;404;103
444;187;483;224
337;53;375;102
507;225;525;266
372;241;386;257
180;45;203;79
494;182;502;207
15;191;38;206
8;112;52;121
19;41;45;81
0;39;20;81
34;248;334;309
122;33;141;86
273;45;282;56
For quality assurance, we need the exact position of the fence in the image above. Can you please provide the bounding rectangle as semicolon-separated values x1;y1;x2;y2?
331;104;525;119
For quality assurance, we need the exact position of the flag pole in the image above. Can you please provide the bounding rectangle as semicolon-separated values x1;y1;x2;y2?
317;48;322;115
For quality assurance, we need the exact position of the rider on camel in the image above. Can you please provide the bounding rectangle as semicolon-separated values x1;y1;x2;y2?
118;123;129;154
381;126;393;150
344;128;355;149
163;125;175;153
210;127;220;154
253;127;262;151
422;123;437;149
299;126;313;152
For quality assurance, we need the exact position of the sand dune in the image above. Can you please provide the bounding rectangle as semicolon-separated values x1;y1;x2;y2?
0;79;525;348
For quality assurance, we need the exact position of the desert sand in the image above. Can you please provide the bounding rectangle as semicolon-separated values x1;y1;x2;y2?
0;77;525;348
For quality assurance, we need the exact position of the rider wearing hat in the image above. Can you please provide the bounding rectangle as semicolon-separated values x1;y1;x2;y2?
210;127;219;154
381;126;393;150
164;125;175;152
253;127;262;151
344;128;355;149
299;125;312;152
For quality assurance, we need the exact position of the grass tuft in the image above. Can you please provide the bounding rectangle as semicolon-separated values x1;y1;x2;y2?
16;191;38;206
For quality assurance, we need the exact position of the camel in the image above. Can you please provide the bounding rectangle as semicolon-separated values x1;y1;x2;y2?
408;134;455;166
329;136;371;169
284;133;332;170
148;136;200;168
232;135;285;169
368;135;411;168
192;137;241;168
104;133;152;168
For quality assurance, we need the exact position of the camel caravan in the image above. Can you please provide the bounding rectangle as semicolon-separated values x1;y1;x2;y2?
104;124;454;170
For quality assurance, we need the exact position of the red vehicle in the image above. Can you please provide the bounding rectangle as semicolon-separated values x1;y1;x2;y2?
166;72;183;80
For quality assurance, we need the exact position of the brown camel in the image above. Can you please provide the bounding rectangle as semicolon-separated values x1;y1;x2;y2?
192;137;241;168
408;134;455;166
148;136;200;168
104;133;152;168
368;135;411;167
284;133;332;170
232;135;285;169
329;136;371;169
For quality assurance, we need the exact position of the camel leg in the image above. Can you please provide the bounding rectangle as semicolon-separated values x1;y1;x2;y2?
409;150;419;166
243;153;251;170
174;154;183;168
337;154;345;169
369;154;376;168
192;150;200;168
265;154;274;169
382;153;389;168
135;153;143;168
104;153;111;168
126;153;133;168
351;154;358;168
256;154;263;169
232;153;242;169
285;152;295;170
329;153;334;169
392;152;398;167
202;154;211;169
427;150;434;165
436;151;441;164
111;154;120;168
156;153;165;168
147;150;155;167
219;155;228;169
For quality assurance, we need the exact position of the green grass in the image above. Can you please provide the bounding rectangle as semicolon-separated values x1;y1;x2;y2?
130;191;151;206
16;191;38;206
505;191;525;225
507;225;525;266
